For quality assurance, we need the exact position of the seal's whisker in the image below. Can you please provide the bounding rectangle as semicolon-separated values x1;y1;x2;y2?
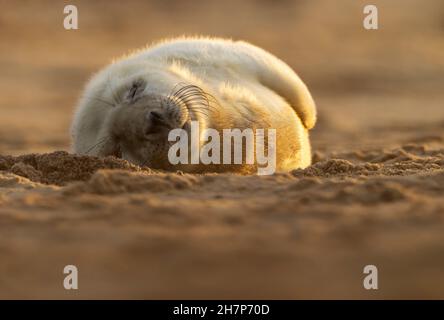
169;82;189;98
179;90;207;99
182;100;209;109
182;88;219;105
186;104;213;115
175;94;205;103
187;108;210;117
175;88;209;103
184;98;220;114
85;136;110;155
170;83;215;100
177;92;205;104
171;85;195;99
180;92;217;109
181;96;209;104
84;96;115;107
168;83;222;120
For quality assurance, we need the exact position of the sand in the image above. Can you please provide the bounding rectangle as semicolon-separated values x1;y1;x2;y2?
1;0;444;299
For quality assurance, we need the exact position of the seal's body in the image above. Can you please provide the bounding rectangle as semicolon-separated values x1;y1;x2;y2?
71;37;316;173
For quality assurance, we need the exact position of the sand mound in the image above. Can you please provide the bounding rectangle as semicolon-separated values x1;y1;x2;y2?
296;145;444;177
0;151;149;186
1;144;443;189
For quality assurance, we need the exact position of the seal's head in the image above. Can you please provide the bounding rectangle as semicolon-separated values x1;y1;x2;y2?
103;79;212;169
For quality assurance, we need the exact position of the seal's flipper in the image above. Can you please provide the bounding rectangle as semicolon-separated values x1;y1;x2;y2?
236;41;317;130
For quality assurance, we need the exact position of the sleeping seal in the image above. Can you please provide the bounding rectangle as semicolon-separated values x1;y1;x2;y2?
71;37;316;174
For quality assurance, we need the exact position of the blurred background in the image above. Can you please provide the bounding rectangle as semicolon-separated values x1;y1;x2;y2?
0;0;443;155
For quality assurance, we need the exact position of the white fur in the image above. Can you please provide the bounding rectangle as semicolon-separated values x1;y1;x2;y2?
71;37;317;172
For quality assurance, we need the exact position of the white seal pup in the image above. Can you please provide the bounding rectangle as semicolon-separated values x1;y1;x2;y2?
71;37;317;174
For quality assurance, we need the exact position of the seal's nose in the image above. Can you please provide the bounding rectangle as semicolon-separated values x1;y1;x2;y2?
149;111;164;124
145;111;168;136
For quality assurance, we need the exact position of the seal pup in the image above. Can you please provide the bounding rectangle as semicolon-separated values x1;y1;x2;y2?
71;37;317;174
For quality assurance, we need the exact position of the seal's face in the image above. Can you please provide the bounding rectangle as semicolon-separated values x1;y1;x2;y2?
107;79;190;169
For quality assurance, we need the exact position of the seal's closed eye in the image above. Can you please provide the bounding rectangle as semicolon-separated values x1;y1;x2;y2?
126;79;147;103
128;84;138;100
